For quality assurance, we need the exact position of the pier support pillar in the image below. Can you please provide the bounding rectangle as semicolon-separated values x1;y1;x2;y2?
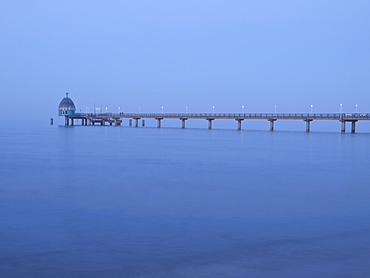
207;119;214;129
341;121;345;133
129;119;132;126
304;119;313;132
134;118;140;127
268;119;277;131
180;118;188;128
70;118;74;126
351;120;357;133
236;119;244;130
142;120;145;126
87;118;91;125
114;119;121;126
156;118;163;128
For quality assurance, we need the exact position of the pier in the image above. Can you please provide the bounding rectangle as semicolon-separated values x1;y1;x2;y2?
63;112;370;133
58;94;369;133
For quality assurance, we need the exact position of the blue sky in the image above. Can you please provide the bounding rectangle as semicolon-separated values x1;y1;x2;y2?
1;0;369;122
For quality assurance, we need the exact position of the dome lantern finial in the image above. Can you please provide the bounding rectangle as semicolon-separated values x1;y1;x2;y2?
66;92;69;98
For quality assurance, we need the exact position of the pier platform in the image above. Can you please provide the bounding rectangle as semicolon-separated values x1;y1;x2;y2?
63;112;370;133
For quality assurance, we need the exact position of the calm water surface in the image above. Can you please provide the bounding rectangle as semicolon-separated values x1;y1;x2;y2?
1;124;370;277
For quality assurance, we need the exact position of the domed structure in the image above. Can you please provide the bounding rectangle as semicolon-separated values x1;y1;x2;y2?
58;93;76;116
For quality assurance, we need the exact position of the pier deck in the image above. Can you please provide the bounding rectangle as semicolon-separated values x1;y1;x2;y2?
64;112;370;133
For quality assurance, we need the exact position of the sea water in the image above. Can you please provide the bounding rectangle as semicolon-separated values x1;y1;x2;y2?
1;124;370;277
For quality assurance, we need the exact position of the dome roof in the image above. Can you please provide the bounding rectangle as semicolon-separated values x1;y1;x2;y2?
58;93;76;111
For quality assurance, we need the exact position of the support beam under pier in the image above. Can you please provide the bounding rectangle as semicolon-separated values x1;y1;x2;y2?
207;119;214;129
340;121;345;133
304;119;313;132
351;120;357;133
180;118;188;129
156;118;163;128
134;118;140;127
236;119;244;130
268;119;277;131
114;118;122;126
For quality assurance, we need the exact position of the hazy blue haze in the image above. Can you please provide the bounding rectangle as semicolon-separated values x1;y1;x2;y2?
0;1;369;122
1;124;370;277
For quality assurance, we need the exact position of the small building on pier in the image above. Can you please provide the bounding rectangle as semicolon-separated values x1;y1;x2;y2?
58;93;76;116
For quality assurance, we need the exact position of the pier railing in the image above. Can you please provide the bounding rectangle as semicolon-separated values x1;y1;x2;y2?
74;112;370;120
66;112;370;132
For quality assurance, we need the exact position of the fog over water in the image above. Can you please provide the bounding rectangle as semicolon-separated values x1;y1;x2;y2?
1;1;370;120
1;123;370;277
